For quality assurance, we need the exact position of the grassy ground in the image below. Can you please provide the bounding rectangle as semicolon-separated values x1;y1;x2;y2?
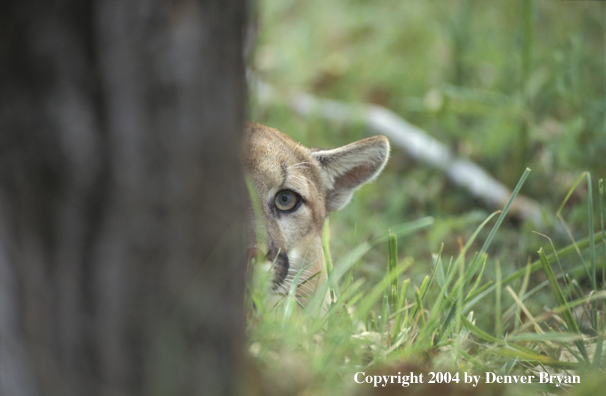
247;1;605;394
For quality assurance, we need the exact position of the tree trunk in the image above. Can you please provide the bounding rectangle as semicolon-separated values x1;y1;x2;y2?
0;1;247;395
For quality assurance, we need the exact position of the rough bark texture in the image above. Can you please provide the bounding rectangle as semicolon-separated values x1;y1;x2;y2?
0;1;247;395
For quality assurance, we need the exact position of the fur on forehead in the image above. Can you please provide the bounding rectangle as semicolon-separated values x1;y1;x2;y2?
311;135;389;212
243;122;323;188
243;121;313;167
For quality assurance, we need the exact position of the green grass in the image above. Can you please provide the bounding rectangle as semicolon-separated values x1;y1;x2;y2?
247;173;605;395
247;1;606;394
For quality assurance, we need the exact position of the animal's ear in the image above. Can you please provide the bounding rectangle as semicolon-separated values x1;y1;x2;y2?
311;136;390;212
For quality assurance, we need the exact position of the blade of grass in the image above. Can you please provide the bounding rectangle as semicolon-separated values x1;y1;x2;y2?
556;172;588;217
537;247;589;363
456;246;465;335
515;259;532;330
472;168;532;268
505;285;543;335
434;244;446;289
323;218;337;303
463;281;493;307
391;278;410;343
506;332;583;343
588;173;597;291
494;347;580;370
547;290;606;313
495;260;502;337
434;298;458;346
593;322;604;369
414;286;426;328
465;254;487;303
380;292;389;333
600;178;605;288
411;275;430;320
388;231;398;312
281;267;305;331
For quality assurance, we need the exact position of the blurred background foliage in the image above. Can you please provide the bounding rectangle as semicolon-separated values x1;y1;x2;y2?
248;0;605;322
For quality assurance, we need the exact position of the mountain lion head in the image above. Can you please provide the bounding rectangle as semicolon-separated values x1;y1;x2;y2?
242;121;389;306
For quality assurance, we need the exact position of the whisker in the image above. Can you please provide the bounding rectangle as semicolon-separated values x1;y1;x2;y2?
290;142;303;154
284;268;318;279
281;275;320;295
286;268;316;277
281;277;315;291
288;268;314;275
289;257;318;268
282;278;315;292
286;160;310;169
290;174;319;196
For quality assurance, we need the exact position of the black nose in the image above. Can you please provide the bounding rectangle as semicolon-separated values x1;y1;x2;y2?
267;249;289;290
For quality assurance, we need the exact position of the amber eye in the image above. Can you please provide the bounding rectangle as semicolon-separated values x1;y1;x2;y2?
274;190;301;212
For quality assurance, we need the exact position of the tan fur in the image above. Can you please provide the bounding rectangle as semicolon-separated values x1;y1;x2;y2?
243;122;389;306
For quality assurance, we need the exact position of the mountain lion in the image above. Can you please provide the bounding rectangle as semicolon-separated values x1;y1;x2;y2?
243;122;389;306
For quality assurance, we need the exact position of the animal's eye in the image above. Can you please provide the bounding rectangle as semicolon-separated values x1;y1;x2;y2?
274;190;301;212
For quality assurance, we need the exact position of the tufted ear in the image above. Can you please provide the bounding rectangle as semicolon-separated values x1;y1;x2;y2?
311;135;389;212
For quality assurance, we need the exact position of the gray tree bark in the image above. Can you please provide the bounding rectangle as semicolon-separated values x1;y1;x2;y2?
0;1;247;395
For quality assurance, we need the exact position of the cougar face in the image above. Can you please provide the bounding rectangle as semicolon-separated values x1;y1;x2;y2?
243;122;389;305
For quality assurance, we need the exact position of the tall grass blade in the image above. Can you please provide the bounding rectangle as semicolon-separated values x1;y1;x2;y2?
434;244;446;289
380;292;389;333
599;178;605;288
414;286;426;328
411;275;431;321
556;172;587;217
495;260;502;337
434;299;458;346
537;248;589;363
588;173;597;291
463;281;493;307
593;324;604;369
392;278;410;343
323;218;337;303
388;231;398;312
281;268;305;332
473;168;532;267
466;254;487;302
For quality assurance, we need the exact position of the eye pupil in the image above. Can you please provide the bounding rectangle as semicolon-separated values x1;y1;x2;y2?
275;190;300;211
